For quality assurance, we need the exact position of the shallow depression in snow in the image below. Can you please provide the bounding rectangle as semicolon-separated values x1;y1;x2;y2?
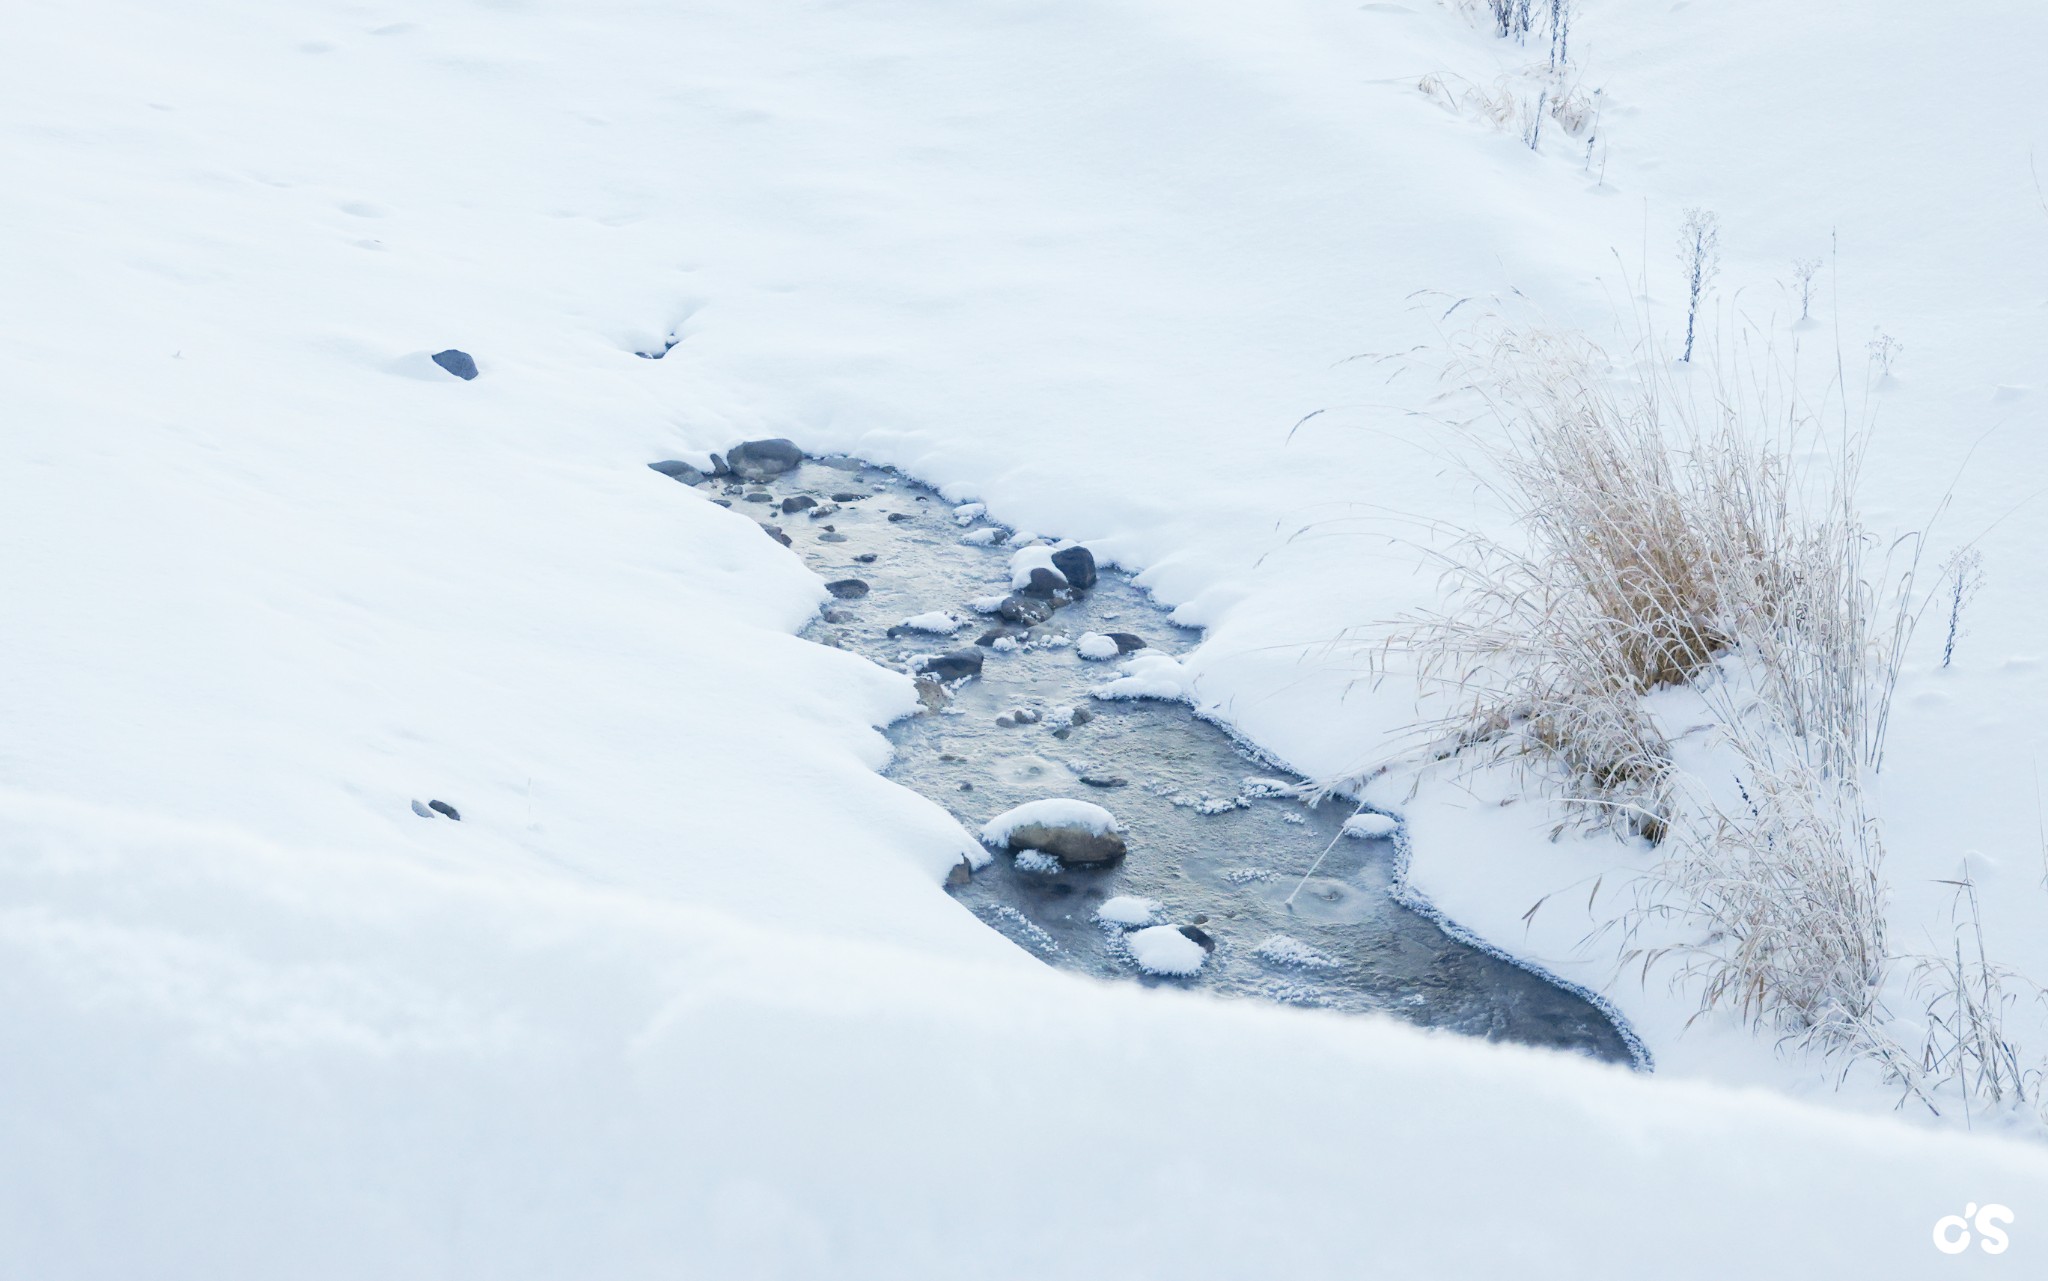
691;453;1634;1062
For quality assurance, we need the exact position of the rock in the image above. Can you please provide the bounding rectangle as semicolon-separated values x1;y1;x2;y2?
726;438;805;479
806;503;840;519
818;532;848;543
1018;567;1067;601
946;860;973;887
999;594;1053;625
995;714;1015;728
707;453;731;477
831;492;865;503
410;799;435;818
781;495;818;514
853;552;878;564
916;649;984;681
427;799;462;821
975;624;1022;647
761;524;792;547
742;492;774;503
887;512;912;523
1079;774;1126;788
1108;632;1147;654
711;499;732;508
1008;707;1042;725
431;349;478;380
998;820;1125;867
1178;924;1216;953
648;459;706;484
820;605;855;623
1050;545;1097;590
1069;706;1094;725
825;579;870;599
914;676;949;711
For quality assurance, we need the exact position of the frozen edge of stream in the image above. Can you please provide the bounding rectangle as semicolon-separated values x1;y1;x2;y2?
692;447;1653;1071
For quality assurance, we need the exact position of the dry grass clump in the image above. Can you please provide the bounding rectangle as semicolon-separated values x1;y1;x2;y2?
1372;321;1927;1055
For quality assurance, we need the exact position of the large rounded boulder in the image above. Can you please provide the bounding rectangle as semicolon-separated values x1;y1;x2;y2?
979;798;1126;867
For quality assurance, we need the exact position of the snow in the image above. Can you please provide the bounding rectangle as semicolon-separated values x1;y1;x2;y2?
967;594;1008;614
980;799;1120;847
1007;544;1066;591
1126;925;1208;977
957;527;1004;547
1095;895;1163;928
952;502;987;526
1012;850;1063;875
896;611;964;635
1092;653;1193;702
5;0;2048;1270
1253;935;1341;971
1342;813;1400;840
1075;632;1122;661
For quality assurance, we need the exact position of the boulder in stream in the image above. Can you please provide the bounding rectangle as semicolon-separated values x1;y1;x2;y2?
980;798;1126;867
726;438;805;479
1049;545;1097;591
916;649;984;681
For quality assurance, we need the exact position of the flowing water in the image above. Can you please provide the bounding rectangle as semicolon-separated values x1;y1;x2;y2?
678;451;1643;1066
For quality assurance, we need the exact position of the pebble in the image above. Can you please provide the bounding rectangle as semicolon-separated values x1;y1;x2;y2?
431;348;478;380
853;552;878;564
825;579;870;599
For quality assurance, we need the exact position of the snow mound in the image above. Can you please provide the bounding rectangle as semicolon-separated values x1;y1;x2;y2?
981;799;1120;846
1342;813;1399;840
958;527;1004;546
897;611;964;634
1075;633;1121;661
967;595;1008;614
1092;652;1190;702
1095;895;1161;927
952;502;986;525
1127;925;1207;976
1013;850;1062;875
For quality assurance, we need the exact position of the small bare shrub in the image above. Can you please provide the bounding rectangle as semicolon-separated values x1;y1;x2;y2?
1908;874;2044;1121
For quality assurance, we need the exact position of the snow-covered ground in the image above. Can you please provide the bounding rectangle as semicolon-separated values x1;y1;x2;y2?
5;0;2047;1274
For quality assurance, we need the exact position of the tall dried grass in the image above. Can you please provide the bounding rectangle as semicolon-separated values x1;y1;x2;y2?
1372;322;1928;1055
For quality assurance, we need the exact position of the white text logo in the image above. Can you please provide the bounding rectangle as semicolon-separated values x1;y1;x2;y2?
1932;1203;2013;1255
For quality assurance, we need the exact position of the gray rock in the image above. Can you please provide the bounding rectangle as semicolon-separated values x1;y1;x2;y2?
1108;632;1147;654
742;492;774;503
1050;545;1097;591
431;349;478;380
1069;706;1094;724
820;606;855;623
825;578;869;599
999;594;1053;625
761;524;792;547
916;649;984;681
427;799;462;821
780;495;818;514
887;512;912;523
831;492;865;503
1178;924;1216;952
1079;774;1126;788
707;453;731;477
1018;567;1067;601
975;624;1022;647
853;552;878;564
648;459;706;484
818;532;848;543
726;438;804;479
946;861;973;888
999;821;1126;868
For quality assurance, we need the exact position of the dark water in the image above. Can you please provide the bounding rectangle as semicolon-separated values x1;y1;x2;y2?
686;453;1642;1065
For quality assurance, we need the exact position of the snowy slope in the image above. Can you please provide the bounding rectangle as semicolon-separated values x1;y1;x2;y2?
5;0;2047;1273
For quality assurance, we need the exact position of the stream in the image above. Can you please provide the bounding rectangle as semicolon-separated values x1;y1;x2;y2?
661;445;1645;1067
